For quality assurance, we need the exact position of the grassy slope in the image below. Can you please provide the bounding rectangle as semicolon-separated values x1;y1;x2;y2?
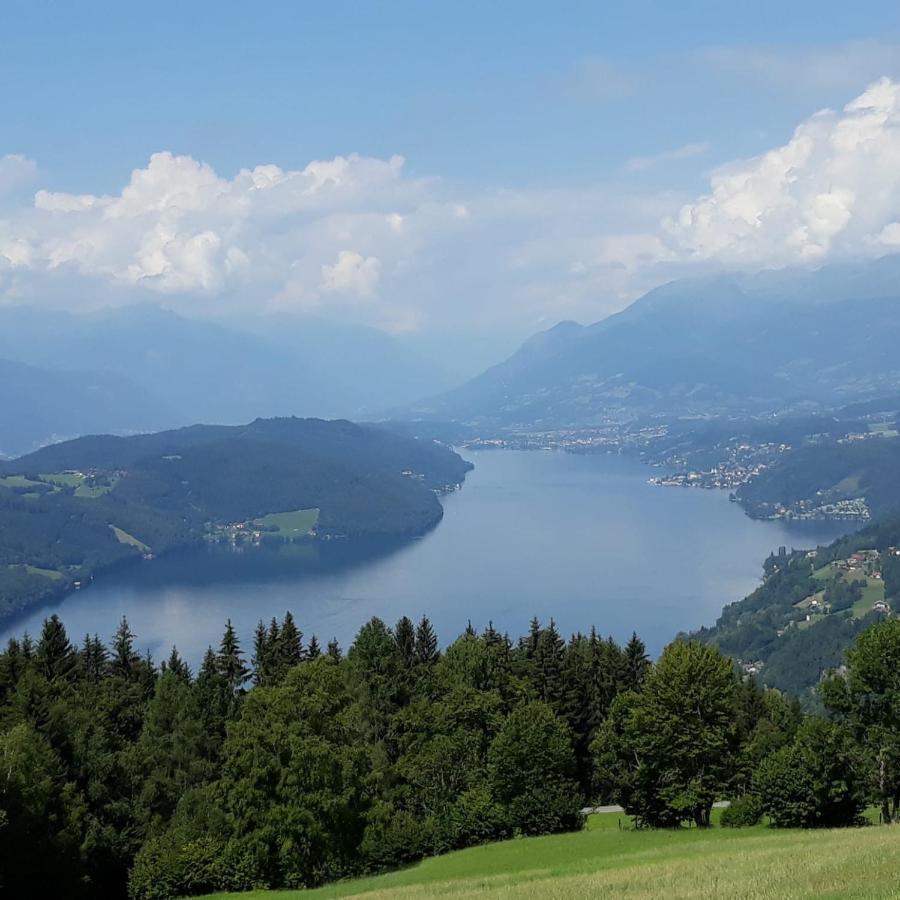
254;508;320;536
202;812;900;900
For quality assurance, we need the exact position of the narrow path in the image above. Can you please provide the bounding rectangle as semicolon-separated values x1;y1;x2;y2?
581;800;731;814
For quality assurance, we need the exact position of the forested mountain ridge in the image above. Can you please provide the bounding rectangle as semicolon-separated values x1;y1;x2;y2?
0;417;472;620
415;258;900;427
694;511;900;700
736;434;900;520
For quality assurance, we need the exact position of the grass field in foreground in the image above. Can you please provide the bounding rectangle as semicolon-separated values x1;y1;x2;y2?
202;812;900;899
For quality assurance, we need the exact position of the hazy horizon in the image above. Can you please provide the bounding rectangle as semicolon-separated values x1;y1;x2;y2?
5;1;900;376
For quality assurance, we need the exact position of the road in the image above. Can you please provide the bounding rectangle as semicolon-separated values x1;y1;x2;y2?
581;801;731;815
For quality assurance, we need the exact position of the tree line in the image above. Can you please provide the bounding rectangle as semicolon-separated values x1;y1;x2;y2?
2;611;899;898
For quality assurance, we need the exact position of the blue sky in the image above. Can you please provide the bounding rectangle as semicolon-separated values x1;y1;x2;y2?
5;0;900;192
3;1;900;367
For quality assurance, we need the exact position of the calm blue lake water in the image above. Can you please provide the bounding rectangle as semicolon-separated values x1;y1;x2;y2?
0;450;853;663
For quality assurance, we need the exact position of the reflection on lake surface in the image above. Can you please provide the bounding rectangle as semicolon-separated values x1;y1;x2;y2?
0;450;855;663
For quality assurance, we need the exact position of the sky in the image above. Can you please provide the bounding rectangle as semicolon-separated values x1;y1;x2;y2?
3;0;900;368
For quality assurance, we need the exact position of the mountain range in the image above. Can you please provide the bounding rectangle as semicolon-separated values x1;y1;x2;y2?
413;256;900;427
0;306;458;456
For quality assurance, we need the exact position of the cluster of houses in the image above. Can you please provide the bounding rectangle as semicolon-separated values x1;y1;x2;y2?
824;548;894;615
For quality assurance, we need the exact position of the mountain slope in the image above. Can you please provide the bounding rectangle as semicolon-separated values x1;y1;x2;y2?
418;260;900;427
0;357;177;458
0;305;458;427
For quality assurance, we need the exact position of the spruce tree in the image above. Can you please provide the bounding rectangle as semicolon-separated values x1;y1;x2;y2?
414;615;438;664
533;619;565;711
522;616;541;659
252;620;273;686
278;611;303;675
195;645;228;752
394;616;416;666
326;638;342;661
0;639;25;702
79;634;108;683
217;620;249;701
36;615;76;683
164;646;191;682
306;634;321;660
623;632;651;693
109;616;140;680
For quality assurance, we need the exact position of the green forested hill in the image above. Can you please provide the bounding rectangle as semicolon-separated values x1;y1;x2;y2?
694;512;900;699
736;435;900;519
0;418;471;618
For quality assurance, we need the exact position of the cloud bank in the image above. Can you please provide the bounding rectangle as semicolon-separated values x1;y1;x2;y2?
3;78;900;333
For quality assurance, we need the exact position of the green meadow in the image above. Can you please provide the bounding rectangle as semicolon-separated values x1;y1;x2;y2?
201;812;900;900
255;507;319;537
110;525;151;553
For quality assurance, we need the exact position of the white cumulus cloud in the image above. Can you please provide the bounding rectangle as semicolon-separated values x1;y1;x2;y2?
321;250;381;297
666;78;900;265
5;78;900;337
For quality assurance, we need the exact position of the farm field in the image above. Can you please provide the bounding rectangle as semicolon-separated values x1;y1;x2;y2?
811;561;887;618
0;474;44;489
40;471;119;497
254;507;320;537
201;812;900;900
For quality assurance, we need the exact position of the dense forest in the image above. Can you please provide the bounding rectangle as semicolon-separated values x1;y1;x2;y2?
694;511;900;699
3;610;899;898
0;418;472;619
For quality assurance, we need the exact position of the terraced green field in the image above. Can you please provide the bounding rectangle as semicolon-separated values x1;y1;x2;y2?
202;812;900;899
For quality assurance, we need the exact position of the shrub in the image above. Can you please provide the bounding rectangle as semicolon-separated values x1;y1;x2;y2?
360;803;436;870
720;795;762;828
754;717;866;828
128;834;225;900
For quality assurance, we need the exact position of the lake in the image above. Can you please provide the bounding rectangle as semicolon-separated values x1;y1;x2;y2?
0;450;853;662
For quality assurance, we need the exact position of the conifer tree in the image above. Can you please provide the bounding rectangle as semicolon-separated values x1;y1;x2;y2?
36;615;76;683
195;645;228;752
164;646;191;682
394;616;416;666
623;632;651;693
326;638;342;661
252;620;273;686
217;620;249;700
533;619;565;711
414;615;438;664
522;616;541;658
0;638;25;702
109;616;140;680
306;634;321;660
278;611;303;674
79;634;108;683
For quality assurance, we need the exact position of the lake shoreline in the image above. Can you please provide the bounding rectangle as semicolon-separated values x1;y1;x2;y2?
0;450;856;664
